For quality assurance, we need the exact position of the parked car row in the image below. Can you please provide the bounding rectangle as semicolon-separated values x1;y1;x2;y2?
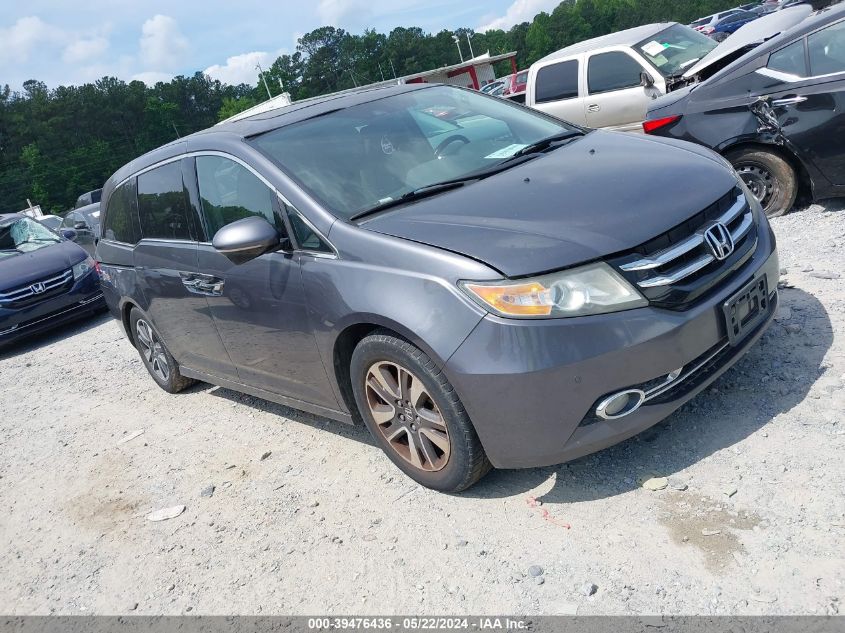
690;0;810;40
479;69;528;103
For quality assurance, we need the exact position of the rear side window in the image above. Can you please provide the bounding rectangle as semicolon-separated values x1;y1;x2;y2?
535;60;579;103
137;162;196;241
195;155;282;236
768;40;808;77
588;51;643;94
102;182;141;244
808;19;845;76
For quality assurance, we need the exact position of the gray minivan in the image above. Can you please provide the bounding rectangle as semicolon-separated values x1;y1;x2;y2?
97;84;778;491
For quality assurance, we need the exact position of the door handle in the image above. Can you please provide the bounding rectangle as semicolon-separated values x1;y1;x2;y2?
180;273;224;296
588;104;601;112
770;96;807;107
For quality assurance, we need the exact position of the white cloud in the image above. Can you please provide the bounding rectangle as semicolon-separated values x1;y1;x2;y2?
478;0;558;32
139;14;188;70
62;36;109;64
130;70;173;85
204;50;285;86
0;16;65;64
317;0;373;26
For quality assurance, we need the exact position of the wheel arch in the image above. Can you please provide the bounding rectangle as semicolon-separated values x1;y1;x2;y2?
119;298;140;346
330;316;453;424
720;140;814;201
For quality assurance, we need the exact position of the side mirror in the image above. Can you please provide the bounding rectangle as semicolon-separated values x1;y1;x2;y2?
74;221;88;230
61;228;78;241
641;71;656;88
212;216;283;265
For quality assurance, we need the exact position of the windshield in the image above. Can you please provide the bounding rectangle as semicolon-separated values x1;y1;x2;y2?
251;86;573;220
637;24;719;76
0;216;62;258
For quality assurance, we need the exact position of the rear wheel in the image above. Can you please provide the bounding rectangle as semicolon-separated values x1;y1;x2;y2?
129;307;194;393
726;148;797;218
350;330;491;492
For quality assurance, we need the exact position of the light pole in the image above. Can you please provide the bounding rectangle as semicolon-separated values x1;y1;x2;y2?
451;34;464;63
466;32;475;59
255;62;272;99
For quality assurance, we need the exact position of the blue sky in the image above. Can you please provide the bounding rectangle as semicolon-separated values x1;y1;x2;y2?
0;0;557;90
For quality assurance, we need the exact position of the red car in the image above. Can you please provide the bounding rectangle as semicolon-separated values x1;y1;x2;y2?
501;70;528;103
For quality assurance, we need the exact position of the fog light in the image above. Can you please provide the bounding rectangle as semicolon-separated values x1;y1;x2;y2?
596;389;646;420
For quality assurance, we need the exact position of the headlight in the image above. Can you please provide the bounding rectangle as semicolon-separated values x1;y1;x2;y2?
72;256;96;280
460;262;647;318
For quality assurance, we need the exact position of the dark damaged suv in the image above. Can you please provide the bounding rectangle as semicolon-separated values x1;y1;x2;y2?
97;84;778;491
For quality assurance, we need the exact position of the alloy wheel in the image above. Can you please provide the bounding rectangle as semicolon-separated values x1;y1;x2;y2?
364;361;450;472
135;318;170;382
736;163;779;212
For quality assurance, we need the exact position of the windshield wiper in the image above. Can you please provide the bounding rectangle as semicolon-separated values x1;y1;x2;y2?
349;152;545;221
507;130;584;160
350;181;468;221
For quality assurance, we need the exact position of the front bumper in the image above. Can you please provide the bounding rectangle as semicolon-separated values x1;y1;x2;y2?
445;224;779;469
0;272;104;347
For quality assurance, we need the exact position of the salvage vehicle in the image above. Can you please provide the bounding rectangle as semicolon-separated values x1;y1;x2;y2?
60;202;101;257
97;84;778;491
643;2;845;216
0;214;102;347
38;215;63;231
525;23;718;131
75;188;102;209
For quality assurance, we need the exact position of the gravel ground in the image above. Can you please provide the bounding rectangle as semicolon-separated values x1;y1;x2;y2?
1;200;844;616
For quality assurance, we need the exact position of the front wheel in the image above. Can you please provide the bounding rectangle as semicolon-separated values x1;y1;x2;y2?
726;148;797;218
350;330;491;492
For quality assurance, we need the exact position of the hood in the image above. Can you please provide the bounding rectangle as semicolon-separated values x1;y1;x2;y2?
360;131;738;277
0;240;88;292
683;4;813;78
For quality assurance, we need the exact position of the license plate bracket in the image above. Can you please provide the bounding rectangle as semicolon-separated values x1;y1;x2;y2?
723;275;770;346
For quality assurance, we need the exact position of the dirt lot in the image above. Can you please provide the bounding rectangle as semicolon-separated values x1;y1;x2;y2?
1;201;844;616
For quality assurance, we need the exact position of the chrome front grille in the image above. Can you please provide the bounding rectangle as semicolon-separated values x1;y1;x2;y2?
620;192;753;287
611;187;758;310
0;269;73;305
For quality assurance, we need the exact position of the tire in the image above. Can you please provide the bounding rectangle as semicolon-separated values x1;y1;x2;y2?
129;307;195;394
350;330;491;492
726;148;797;218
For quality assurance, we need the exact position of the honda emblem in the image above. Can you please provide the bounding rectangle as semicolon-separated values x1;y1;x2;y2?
703;222;734;261
30;282;46;294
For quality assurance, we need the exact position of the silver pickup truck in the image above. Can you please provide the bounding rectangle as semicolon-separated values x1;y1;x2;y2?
525;23;717;132
525;8;814;132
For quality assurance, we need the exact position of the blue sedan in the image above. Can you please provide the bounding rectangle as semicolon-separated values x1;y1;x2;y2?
709;10;760;39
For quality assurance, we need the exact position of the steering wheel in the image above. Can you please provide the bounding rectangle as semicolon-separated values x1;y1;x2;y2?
434;135;470;158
